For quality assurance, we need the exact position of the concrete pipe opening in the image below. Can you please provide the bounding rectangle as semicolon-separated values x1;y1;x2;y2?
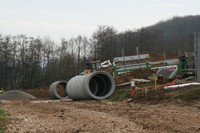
49;80;68;99
66;71;115;100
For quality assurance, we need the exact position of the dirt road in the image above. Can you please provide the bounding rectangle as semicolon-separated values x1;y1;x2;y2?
1;100;200;133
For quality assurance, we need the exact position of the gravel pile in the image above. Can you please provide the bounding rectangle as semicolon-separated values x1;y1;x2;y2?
0;90;37;100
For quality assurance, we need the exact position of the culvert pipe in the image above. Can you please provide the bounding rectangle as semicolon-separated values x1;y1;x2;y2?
66;71;115;100
49;80;68;99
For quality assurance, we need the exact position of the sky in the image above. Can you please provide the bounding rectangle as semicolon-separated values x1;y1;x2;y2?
0;0;200;42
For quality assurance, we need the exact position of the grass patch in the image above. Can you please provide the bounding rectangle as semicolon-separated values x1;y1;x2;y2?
173;86;200;101
109;82;159;101
109;87;132;101
110;83;200;103
0;109;9;132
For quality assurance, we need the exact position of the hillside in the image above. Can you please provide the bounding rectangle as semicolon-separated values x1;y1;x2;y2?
148;15;200;40
146;15;200;52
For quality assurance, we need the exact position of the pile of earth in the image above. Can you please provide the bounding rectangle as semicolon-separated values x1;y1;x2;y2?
0;90;37;100
24;86;60;99
142;51;178;61
114;69;153;85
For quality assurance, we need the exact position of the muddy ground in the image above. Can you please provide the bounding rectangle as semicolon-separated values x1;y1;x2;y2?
1;70;200;133
1;98;200;133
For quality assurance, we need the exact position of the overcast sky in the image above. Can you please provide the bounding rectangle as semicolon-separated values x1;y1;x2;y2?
0;0;200;42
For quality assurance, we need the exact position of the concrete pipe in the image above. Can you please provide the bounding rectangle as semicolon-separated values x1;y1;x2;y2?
66;71;115;100
49;80;68;99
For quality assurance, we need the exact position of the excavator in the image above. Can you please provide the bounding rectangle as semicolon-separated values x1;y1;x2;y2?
81;60;102;75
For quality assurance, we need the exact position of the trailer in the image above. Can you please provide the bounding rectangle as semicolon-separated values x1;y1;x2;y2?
112;54;185;77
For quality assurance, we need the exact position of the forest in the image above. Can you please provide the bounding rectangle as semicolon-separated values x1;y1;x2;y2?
0;15;200;90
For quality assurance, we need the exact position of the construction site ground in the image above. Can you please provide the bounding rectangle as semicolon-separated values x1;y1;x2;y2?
0;86;200;133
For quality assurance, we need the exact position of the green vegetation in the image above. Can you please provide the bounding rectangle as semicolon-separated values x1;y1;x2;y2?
109;83;156;101
109;87;132;101
0;109;9;132
110;84;200;103
173;86;200;101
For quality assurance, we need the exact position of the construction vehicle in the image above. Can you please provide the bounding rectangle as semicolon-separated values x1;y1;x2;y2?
81;60;102;75
112;53;191;76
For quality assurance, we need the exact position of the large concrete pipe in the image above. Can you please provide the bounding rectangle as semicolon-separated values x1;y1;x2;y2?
49;80;68;99
66;71;115;100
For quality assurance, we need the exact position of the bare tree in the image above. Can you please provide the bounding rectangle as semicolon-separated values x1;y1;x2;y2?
92;26;117;61
42;37;56;85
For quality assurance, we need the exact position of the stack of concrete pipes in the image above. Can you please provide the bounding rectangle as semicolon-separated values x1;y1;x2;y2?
49;71;115;100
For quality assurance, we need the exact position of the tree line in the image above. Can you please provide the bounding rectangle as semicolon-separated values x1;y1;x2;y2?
0;15;198;90
0;34;92;90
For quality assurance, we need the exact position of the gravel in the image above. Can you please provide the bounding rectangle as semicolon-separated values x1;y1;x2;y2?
0;90;37;100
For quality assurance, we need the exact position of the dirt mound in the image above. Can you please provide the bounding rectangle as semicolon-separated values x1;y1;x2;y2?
142;51;178;61
100;66;113;75
24;87;50;99
115;69;153;84
0;90;37;100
